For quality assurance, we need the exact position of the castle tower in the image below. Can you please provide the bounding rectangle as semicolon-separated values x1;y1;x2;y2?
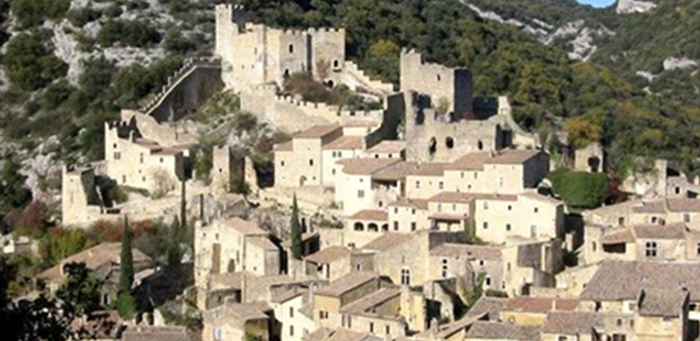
215;4;236;63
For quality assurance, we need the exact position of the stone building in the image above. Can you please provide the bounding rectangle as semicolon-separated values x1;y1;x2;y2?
583;197;700;230
583;222;700;265
271;287;316;341
103;121;193;194
194;217;280;290
574;142;604;173
61;165;116;227
202;301;273;341
215;4;346;90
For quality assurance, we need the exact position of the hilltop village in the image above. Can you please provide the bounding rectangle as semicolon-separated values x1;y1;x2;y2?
12;3;700;341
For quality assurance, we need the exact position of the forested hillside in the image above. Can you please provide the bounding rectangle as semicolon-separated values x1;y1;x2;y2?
1;0;700;222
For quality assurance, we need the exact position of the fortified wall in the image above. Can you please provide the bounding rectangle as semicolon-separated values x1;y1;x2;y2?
215;4;346;90
400;49;473;118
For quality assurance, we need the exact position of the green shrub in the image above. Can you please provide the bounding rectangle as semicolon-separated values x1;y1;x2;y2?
42;80;75;109
10;0;70;28
116;292;137;320
67;7;102;27
103;4;124;18
550;168;609;210
4;33;68;91
97;19;162;47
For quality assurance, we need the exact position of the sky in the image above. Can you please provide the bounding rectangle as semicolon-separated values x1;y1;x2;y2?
576;0;617;7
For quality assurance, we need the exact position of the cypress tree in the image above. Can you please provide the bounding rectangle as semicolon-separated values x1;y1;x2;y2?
118;216;134;294
290;194;303;260
167;216;182;269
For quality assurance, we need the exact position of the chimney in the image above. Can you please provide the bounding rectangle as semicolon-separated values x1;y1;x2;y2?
551;299;557;311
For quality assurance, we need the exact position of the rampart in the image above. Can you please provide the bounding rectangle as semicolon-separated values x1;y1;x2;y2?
142;57;224;123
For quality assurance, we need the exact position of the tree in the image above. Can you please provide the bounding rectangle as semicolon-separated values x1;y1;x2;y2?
166;217;182;269
290;194;303;260
3;33;68;91
118;217;134;295
116;291;136;320
56;263;101;316
550;168;609;210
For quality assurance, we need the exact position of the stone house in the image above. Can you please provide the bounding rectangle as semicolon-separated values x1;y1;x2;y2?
463;321;540;341
364;140;406;160
271;287;316;341
334;158;403;215
303;246;353;282
202;301;273;341
194;217;280;290
36;242;156;307
387;198;430;234
583;197;700;230
499;297;579;326
428;243;504;293
104;121;193;194
584;222;700;265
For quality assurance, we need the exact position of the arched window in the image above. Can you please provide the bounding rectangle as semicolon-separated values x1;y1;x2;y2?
354;222;364;231
333;59;340;68
477;140;484;150
429;137;437;155
446;137;454;149
368;223;379;232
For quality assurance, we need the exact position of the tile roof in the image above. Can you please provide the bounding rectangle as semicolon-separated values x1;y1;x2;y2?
275;141;293;151
247;236;279;251
600;228;636;245
366;140;406;153
580;260;700;301
465;297;507;320
340;288;401;314
465;321;540;340
349;209;389;221
445;152;493;171
304;328;380;341
205;301;271;322
487;150;541;164
337;158;400;175
388;198;429;210
218;217;268;235
36;243;152;283
632;223;687;239
638;288;688;317
121;326;191;341
305;246;351;264
667;198;700;212
271;286;308;304
428;192;517;204
295;124;341;139
541;311;602;335
429;243;502;261
323;136;365;150
315;272;378;297
503;297;579;314
361;233;415;252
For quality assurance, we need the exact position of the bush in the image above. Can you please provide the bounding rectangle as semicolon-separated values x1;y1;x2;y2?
550;168;609;210
42;80;75;109
67;7;102;27
103;4;124;18
116;292;137;320
97;20;162;47
164;29;197;54
4;33;68;91
11;0;70;28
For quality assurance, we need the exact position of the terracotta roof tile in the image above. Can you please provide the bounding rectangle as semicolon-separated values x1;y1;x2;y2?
295;124;342;139
487;149;541;164
638;288;688;317
275;141;293;151
445;152;492;171
337;158;400;175
542;311;603;335
361;233;414;252
465;321;540;340
429;243;502;261
218;217;268;235
305;246;351;264
349;209;388;221
340;288;401;314
503;297;579;313
315;272;378;297
323;136;365;150
366;141;406;153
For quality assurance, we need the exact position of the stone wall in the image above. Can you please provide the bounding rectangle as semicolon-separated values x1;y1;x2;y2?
400;49;472;117
144;60;224;123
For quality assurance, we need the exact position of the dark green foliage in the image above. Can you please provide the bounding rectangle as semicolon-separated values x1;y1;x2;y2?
4;33;68;91
194;145;213;183
118;218;134;295
10;0;71;28
290;194;303;260
108;56;183;108
42;80;75;109
166;217;182;269
164;28;198;54
0;154;32;216
550;168;609;209
56;263;101;315
67;6;103;27
103;4;124;18
97;20;162;47
464;272;486;310
116;291;136;320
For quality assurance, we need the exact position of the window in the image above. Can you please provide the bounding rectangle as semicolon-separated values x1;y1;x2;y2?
461;172;465;179
319;311;329;319
685;213;691;223
369;322;374;333
401;268;411;285
611;334;626;341
290;325;294;336
558;337;568;341
646;242;658;257
411;208;416;215
507;205;512;211
358;190;365;198
483;202;488;209
160;157;164;163
416;181;420;189
394;207;399;214
498;177;504;188
113;151;121;160
213;327;222;340
139;153;144;164
436;74;441;81
592;242;597;252
441;259;448;278
394;221;399;231
651;216;658;224
697;242;700;255
534;207;539;213
309;159;314;166
483;222;488;229
280;160;285;167
439;181;444;190
438;204;442;212
485;276;491;287
452;204;457;211
289;307;294;317
385;325;390;334
354;222;364;231
411;222;417;231
506;223;511;231
289;44;294;53
479;260;484;266
445;137;454;149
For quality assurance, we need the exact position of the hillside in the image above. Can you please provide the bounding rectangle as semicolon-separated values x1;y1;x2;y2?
1;0;700;221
